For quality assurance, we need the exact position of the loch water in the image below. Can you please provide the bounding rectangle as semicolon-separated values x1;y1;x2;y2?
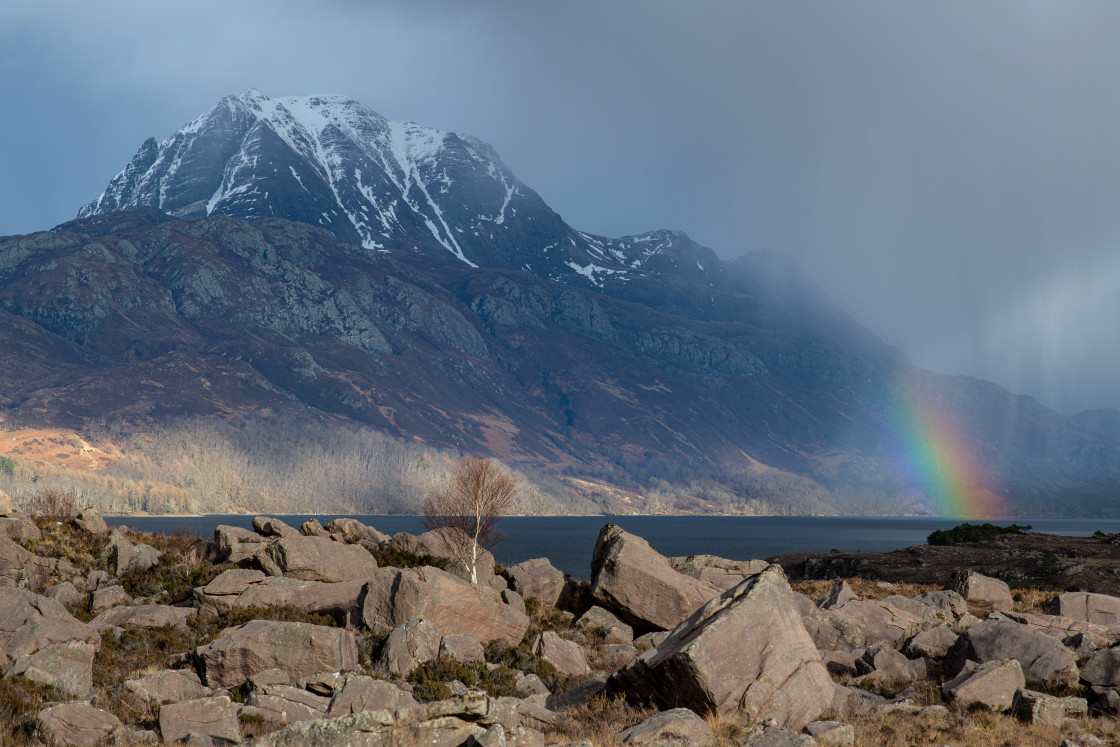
104;515;1120;580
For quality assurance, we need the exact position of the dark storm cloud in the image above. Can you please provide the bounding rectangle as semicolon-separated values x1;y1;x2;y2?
3;1;1119;413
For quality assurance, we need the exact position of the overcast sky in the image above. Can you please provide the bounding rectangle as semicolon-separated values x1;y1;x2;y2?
2;1;1119;414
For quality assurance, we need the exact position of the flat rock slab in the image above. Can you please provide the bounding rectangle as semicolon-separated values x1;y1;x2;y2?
195;575;364;617
609;564;832;731
91;603;195;632
198;619;358;689
1052;591;1120;626
37;702;122;747
246;684;330;724
591;524;718;632
7;639;95;697
326;674;418;717
257;535;379;583
618;707;717;746
159;695;242;745
669;555;770;592
803;599;923;651
941;658;1025;711
125;668;211;704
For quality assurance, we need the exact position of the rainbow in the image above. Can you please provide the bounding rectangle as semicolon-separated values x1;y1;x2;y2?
883;379;1005;518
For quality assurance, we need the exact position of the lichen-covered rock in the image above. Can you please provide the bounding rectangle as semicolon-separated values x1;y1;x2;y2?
360;566;529;646
618;707;717;746
158;695;242;744
941;659;1025;711
256;535;379;583
6;639;95;697
198;619;358;689
506;557;566;608
741;721;818;746
591;524;718;632
609;564;832;731
36;702;122;747
804;720;854;746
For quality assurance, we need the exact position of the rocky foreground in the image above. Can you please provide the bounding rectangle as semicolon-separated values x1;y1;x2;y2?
2;496;1120;746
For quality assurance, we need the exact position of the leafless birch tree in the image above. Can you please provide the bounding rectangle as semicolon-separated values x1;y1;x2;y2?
421;455;514;584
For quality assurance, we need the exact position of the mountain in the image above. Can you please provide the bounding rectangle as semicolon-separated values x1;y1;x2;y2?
4;90;1114;517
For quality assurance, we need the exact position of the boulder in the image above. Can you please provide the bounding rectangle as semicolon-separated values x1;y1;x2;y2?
0;516;41;544
668;555;770;592
575;605;634;644
1080;647;1120;688
36;702;122;747
618;707;717;746
946;570;1013;613
941;658;1025;711
1011;688;1087;727
505;557;566;608
195;573;364;618
803;600;923;651
44;581;85;609
377;618;442;677
609;564;832;731
326;674;418;716
125;668;211;704
533;631;590;676
416;529;497;579
1051;592;1120;626
804;720;854;746
252;515;300;538
158;695;242;745
502;588;526;615
817;580;860;610
88;584;132;614
106;529;161;577
948;618;1080;690
73;509;110;537
905;624;959;659
590;524;718;632
0;587;99;658
256;535;379;583
989;609;1120;643
325;518;389;545
0;490;11;518
439;633;485;664
300;518;329;537
741;721;818;746
360;566;529;646
249;694;512;747
0;535;57;591
197;619;359;689
245;684;330;724
6;639;95;697
90;603;195;632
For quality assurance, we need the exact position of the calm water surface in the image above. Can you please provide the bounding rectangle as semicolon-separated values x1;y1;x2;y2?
104;515;1120;579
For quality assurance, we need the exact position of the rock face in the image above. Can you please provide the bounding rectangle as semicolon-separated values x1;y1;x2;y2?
941;659;1025;711
36;702;122;747
669;555;770;592
0;587;99;659
256;536;379;583
0;536;61;591
1051;591;1120;625
590;524;718;632
360;566;529;646
6;640;95;697
948;618;1080;690
1081;648;1120;688
125;668;211;704
505;557;566;608
197;619;359;689
377;618;442;677
947;570;1014;612
803;599;923;651
325;674;418;717
609;564;832;731
533;631;591;676
91;603;196;632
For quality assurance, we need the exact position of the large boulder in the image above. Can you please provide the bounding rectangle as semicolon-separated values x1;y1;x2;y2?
36;702;123;747
1080;648;1120;688
0;536;59;591
197;619;359;689
105;529;162;577
214;525;269;563
533;631;590;676
158;695;242;745
1050;592;1120;625
0;515;41;545
575;605;634;644
505;557;566;608
6;639;95;697
125;668;211;704
325;674;418;717
194;571;364;619
377;618;442;677
256;535;379;583
72;509;110;537
946;570;1013;613
325;518;389;545
802;599;924;651
252;515;301;538
360;566;529;646
941;659;1025;711
590;524;718;632
0;587;99;659
668;555;770;592
90;603;195;632
609;564;832;731
947;618;1079;690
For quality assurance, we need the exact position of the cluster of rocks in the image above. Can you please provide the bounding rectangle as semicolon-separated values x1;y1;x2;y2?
3;495;1120;746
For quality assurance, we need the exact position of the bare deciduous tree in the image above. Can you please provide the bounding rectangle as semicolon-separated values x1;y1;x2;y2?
422;455;515;584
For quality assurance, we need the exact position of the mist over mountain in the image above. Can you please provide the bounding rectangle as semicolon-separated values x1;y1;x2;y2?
4;90;1117;517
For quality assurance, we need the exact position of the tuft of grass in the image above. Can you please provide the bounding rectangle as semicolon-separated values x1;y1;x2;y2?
0;677;64;745
791;577;941;602
407;657;519;701
28;517;110;576
543;693;656;747
848;706;1108;746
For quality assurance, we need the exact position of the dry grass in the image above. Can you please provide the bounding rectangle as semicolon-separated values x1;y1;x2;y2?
1012;586;1056;614
543;693;657;746
791;577;941;603
849;709;1114;747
